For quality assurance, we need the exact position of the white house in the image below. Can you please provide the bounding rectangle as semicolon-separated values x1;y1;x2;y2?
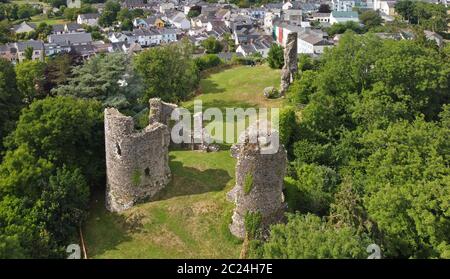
329;11;360;24
311;12;331;23
77;13;99;26
297;33;333;54
168;12;191;30
159;2;175;14
332;0;357;12
374;0;397;16
66;0;81;8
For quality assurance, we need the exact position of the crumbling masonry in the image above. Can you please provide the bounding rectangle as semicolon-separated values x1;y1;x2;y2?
104;98;176;212
280;32;298;95
227;123;287;239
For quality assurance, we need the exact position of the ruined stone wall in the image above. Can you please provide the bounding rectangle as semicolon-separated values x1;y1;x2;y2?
148;98;178;127
105;108;171;212
227;124;287;239
280;32;298;95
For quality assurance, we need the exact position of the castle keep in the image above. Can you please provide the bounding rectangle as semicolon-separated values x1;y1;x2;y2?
228;123;287;239
104;99;175;212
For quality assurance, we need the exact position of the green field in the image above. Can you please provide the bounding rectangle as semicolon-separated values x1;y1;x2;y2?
84;65;281;258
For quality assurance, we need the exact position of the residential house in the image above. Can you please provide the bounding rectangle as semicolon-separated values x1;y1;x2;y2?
71;44;96;59
297;33;333;54
51;24;66;34
44;43;71;56
332;0;358;12
373;0;396;17
311;12;330;23
168;12;191;30
215;8;231;21
12;22;36;34
206;21;230;38
67;0;81;8
14;40;45;62
0;44;17;62
122;0;152;10
282;8;302;25
160;2;175;14
48;33;93;45
65;22;85;33
282;1;302;10
329;11;360;24
236;35;274;57
159;28;179;43
77;13;99;26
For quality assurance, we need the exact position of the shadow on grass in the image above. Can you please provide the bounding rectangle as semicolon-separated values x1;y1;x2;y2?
198;79;225;95
83;188;135;258
154;155;233;201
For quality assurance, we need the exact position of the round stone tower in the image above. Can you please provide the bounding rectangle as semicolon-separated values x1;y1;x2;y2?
227;122;287;239
104;108;171;212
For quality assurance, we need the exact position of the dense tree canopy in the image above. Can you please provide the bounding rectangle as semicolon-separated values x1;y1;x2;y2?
267;44;284;69
0;59;21;154
54;53;143;113
134;41;199;103
268;32;450;259
0;97;103;258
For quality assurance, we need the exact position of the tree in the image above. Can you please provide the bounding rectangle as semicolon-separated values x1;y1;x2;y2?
318;4;331;13
256;214;372;259
187;6;201;19
0;59;21;153
134;41;199;103
99;0;121;27
54;53;142;111
358;118;450;258
43;53;76;93
280;33;450;258
395;0;416;23
4;96;105;184
359;10;382;29
15;60;46;103
201;36;223;54
267;44;284;69
326;21;364;37
24;46;33;60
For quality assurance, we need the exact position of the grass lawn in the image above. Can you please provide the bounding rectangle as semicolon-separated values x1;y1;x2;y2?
184;64;282;110
83;65;282;258
30;15;68;26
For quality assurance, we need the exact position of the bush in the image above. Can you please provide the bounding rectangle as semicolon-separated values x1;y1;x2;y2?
194;54;222;71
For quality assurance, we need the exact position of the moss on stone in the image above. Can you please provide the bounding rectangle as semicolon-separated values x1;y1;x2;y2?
132;169;142;187
243;172;254;194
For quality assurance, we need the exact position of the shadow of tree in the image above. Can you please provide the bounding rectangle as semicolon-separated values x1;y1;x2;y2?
198;79;224;95
83;188;135;258
153;155;233;201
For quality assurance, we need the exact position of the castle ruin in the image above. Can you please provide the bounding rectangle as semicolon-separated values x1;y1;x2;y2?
280;32;298;95
227;122;287;239
104;99;175;212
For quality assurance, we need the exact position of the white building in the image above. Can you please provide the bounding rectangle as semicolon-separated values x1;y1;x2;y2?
329;11;360;24
298;33;333;54
77;13;99;26
332;0;357;12
168;12;191;30
66;0;81;8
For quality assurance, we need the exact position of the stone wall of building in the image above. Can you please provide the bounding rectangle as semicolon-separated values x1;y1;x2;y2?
105;107;171;212
227;123;287;239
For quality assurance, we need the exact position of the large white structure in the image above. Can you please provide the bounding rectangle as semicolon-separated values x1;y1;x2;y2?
332;0;358;12
67;0;81;9
329;11;360;24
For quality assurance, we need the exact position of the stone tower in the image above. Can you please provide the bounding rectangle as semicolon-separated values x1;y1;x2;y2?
227;122;287;239
104;106;172;212
280;32;298;95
